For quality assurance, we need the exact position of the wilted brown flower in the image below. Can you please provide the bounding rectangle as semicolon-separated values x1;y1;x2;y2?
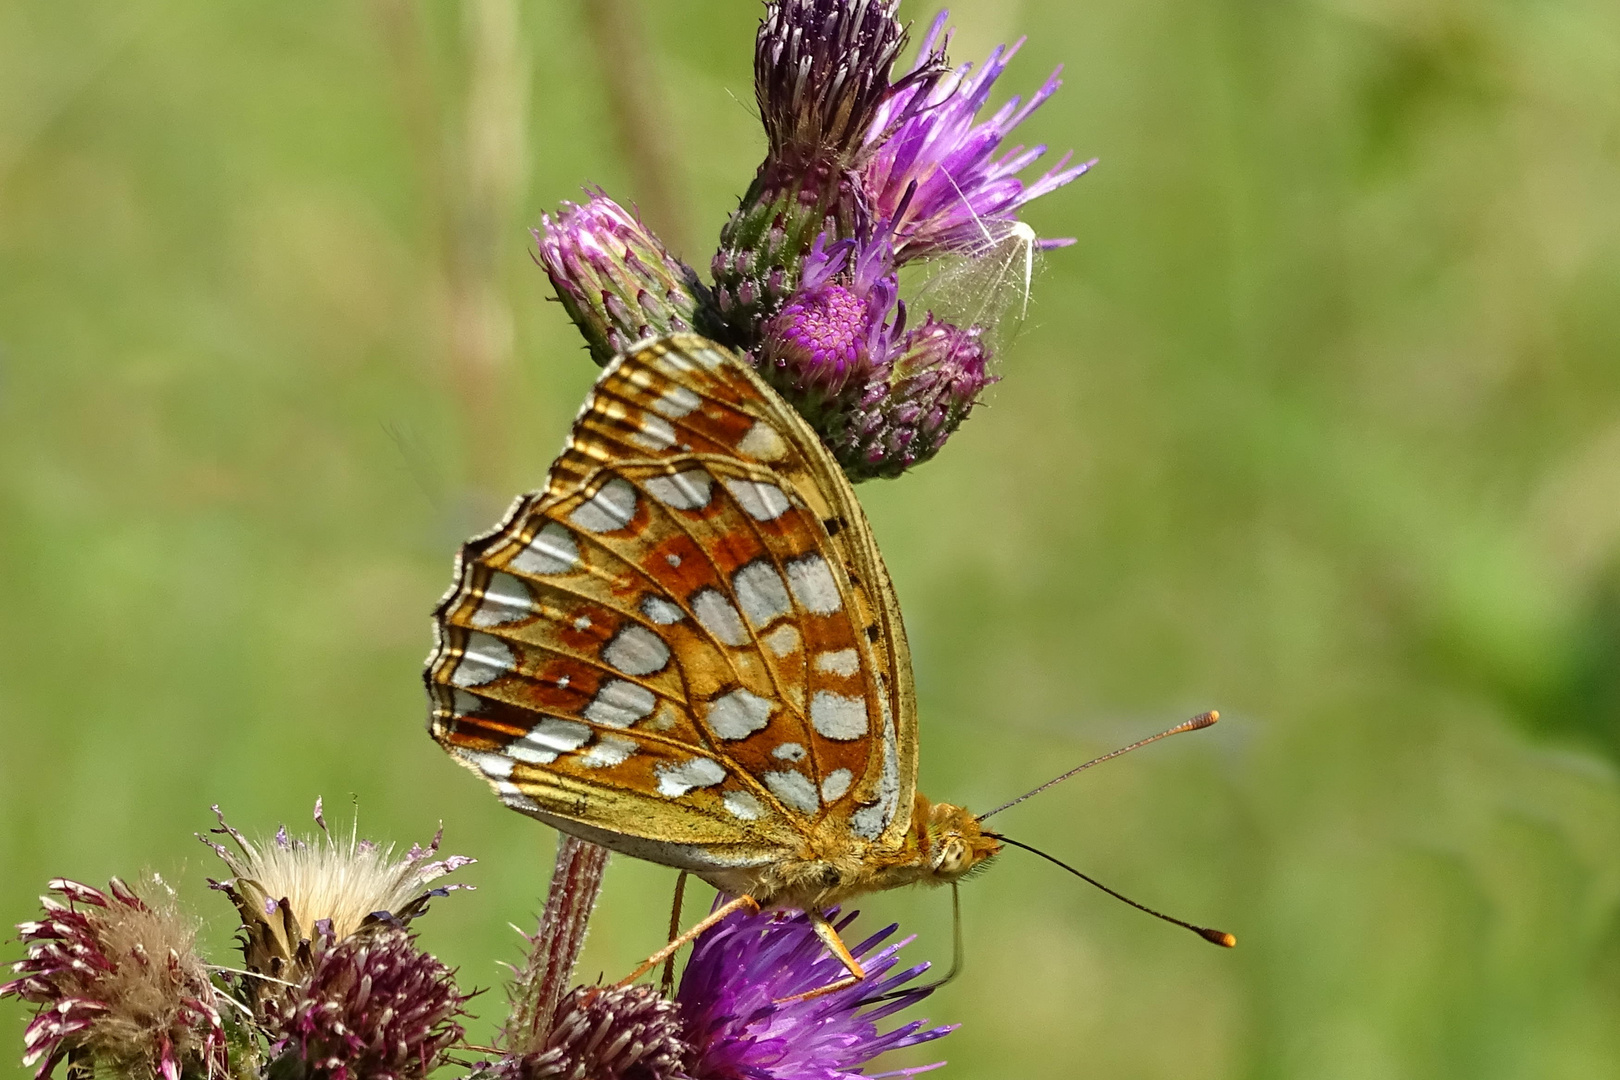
200;800;472;1021
0;877;227;1080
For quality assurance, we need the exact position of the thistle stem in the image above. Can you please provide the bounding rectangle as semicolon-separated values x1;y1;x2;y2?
503;837;610;1054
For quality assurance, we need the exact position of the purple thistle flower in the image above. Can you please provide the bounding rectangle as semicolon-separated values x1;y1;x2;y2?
1;878;227;1080
266;924;468;1080
537;192;707;366
676;907;954;1080
860;11;1095;264
711;0;945;348
758;232;904;398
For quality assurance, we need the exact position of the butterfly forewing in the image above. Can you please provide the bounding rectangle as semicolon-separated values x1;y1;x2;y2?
426;335;918;874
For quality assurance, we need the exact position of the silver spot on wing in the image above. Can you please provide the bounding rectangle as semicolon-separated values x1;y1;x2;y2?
509;521;579;576
584;679;656;727
603;625;671;676
643;469;713;510
569;478;638;533
733;560;791;629
656;757;727;797
706;688;774;740
764;770;820;815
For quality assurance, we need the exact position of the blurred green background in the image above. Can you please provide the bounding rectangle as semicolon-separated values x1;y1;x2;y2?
4;0;1620;1076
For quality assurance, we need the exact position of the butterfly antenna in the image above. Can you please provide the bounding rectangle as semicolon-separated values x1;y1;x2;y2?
868;882;965;1004
977;711;1219;822
987;833;1236;948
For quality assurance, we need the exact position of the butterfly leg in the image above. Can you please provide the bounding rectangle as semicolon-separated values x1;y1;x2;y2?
659;871;689;997
772;910;867;1005
617;892;759;988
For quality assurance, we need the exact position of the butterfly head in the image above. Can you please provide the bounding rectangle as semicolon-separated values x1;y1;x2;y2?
922;800;1002;882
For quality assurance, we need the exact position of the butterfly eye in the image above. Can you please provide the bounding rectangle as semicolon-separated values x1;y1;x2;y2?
933;837;970;878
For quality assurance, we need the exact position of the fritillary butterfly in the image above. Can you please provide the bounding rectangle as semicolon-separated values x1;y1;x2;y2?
424;333;1000;989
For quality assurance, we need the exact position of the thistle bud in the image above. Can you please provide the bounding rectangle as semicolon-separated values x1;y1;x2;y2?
264;925;467;1080
492;985;688;1080
828;314;996;482
536;193;706;365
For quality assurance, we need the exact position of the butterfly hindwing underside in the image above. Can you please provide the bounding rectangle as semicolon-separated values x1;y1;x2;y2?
426;335;918;876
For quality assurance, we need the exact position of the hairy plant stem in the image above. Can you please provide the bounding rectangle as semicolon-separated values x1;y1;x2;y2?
502;837;610;1055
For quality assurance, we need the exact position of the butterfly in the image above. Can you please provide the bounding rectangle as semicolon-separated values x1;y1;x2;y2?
424;333;1001;992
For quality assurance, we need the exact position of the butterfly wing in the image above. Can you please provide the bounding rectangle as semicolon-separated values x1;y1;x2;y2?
426;335;918;878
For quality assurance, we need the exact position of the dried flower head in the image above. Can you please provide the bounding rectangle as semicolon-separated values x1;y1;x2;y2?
265;924;467;1080
1;877;227;1080
861;12;1094;264
676;907;954;1080
492;984;689;1080
537;192;706;366
201;801;471;1019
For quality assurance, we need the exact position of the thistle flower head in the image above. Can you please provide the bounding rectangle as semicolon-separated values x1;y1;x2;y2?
755;218;995;481
537;192;705;365
202;801;472;1017
711;1;946;349
756;0;933;168
860;11;1095;263
494;984;689;1080
265;925;467;1080
1;878;227;1080
758;232;903;397
676;907;954;1080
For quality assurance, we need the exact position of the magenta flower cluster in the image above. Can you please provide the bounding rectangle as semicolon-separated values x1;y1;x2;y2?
3;814;949;1080
1;810;472;1080
539;0;1090;480
677;908;954;1080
